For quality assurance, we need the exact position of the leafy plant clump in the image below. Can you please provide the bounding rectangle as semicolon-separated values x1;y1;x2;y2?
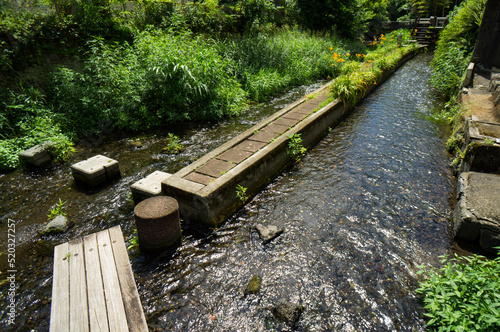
0;88;75;170
47;198;67;220
287;133;306;161
235;184;248;203
51;31;247;136
416;251;500;331
431;0;487;99
162;133;184;154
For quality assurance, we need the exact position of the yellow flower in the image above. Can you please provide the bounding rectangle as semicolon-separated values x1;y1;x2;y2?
381;41;384;44
329;47;333;50
337;58;344;62
367;60;372;63
346;53;350;56
362;54;366;57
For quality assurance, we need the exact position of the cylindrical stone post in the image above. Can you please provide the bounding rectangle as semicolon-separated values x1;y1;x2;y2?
134;196;181;253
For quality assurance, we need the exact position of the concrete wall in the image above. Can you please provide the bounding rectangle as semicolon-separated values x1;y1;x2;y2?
162;49;419;228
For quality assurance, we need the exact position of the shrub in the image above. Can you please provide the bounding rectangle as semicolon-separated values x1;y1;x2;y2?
431;0;487;98
50;31;247;136
0;88;74;170
416;251;500;331
217;30;356;101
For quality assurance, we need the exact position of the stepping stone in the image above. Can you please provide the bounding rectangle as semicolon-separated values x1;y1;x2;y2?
19;142;53;166
131;171;172;202
255;224;284;244
71;155;120;186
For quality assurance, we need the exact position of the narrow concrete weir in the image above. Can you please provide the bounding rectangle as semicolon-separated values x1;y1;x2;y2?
161;50;418;227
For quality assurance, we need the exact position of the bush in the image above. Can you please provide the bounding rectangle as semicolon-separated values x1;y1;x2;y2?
431;0;487;98
416;252;500;331
0;88;74;170
217;30;359;101
50;31;247;136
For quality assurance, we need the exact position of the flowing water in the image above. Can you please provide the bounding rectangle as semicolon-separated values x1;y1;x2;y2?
0;52;455;331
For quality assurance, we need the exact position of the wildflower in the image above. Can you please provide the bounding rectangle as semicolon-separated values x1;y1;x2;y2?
327;75;331;79
391;39;394;41
356;54;361;57
331;63;334;66
337;58;344;62
362;54;366;57
329;47;333;50
367;60;372;63
333;52;338;58
346;53;350;56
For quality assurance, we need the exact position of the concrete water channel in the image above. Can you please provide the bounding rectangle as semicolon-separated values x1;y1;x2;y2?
0;52;456;331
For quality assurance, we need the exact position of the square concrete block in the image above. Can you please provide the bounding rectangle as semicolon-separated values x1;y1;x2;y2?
274;117;300;127
131;171;172;201
71;155;120;186
216;148;253;164
19;143;51;166
195;159;235;178
233;140;267;153
184;172;215;185
248;131;278;143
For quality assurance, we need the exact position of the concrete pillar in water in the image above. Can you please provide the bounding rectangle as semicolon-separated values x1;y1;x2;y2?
134;196;181;253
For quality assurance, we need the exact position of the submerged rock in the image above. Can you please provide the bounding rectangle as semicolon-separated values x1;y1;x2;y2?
244;275;262;295
255;224;284;244
41;215;69;235
271;299;303;327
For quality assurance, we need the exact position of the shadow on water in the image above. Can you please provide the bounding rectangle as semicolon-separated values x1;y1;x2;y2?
0;53;456;331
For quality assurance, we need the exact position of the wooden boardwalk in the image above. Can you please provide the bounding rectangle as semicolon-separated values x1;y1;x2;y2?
50;226;148;332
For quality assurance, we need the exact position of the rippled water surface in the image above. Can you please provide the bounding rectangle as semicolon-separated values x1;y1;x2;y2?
1;53;455;331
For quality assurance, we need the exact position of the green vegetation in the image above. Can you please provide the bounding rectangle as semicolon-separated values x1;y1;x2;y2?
0;88;75;170
431;0;486;99
1;1;442;171
47;198;67;220
162;134;184;154
429;0;486;165
416;251;500;331
330;30;416;106
235;184;248;203
286;133;306;161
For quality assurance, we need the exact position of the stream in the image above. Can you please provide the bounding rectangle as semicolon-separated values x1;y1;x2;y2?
0;52;455;331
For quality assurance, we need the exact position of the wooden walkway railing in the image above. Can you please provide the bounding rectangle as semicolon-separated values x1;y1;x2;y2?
50;226;148;332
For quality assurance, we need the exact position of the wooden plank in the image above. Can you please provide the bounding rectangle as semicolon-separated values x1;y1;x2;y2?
50;242;70;332
109;226;148;332
83;233;110;332
97;229;129;332
68;239;89;332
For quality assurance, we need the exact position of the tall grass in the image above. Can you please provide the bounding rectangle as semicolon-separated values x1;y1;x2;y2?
216;30;368;101
431;0;487;98
51;30;247;135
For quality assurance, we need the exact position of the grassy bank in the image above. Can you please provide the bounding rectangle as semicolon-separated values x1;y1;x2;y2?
0;27;415;171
